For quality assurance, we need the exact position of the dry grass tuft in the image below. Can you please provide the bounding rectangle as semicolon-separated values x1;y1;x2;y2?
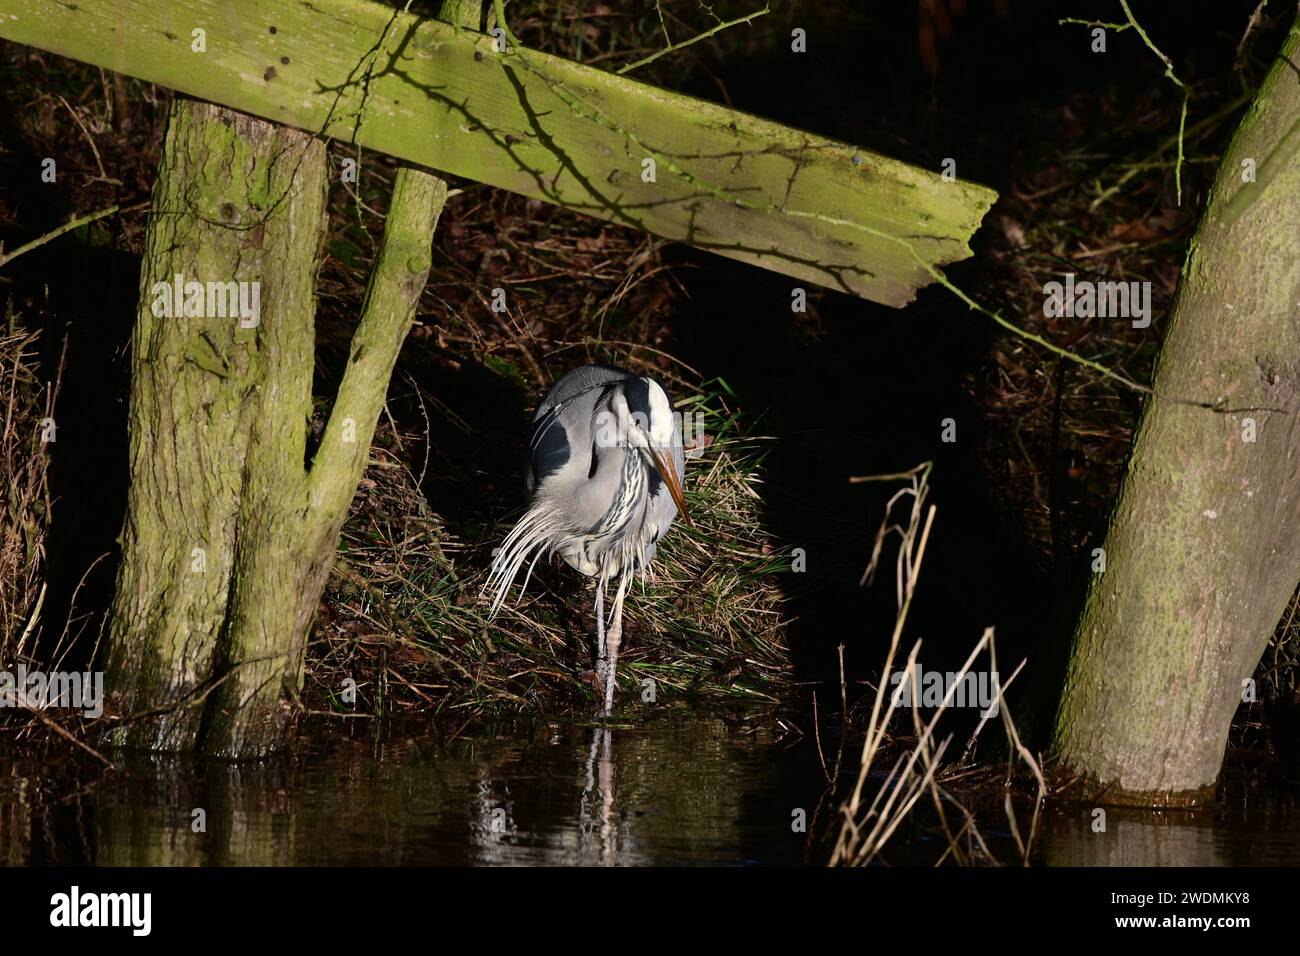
0;321;57;668
832;465;1045;866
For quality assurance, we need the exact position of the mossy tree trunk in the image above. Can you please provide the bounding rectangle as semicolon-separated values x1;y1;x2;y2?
106;96;446;756
106;100;328;752
1052;17;1300;804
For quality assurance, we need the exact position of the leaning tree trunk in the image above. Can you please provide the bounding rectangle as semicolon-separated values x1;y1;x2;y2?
1052;16;1300;805
105;96;445;756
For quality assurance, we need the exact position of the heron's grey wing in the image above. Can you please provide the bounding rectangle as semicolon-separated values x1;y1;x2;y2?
526;411;572;493
527;364;632;493
526;365;629;494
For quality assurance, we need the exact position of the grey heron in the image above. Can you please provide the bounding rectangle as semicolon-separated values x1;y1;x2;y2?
486;364;690;716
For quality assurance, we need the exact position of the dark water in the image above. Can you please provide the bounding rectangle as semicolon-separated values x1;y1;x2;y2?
1;716;823;866
3;715;1300;866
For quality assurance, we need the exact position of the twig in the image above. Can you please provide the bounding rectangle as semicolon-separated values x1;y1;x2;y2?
0;206;119;269
1063;4;1189;205
616;5;769;75
54;93;120;185
20;707;117;770
1235;0;1272;74
1087;91;1252;212
1118;0;1189;205
812;690;832;786
831;642;848;784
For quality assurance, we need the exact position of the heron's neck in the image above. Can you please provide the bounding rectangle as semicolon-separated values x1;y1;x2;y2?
588;446;645;538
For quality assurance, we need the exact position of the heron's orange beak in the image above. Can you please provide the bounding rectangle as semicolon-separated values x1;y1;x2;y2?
647;444;692;527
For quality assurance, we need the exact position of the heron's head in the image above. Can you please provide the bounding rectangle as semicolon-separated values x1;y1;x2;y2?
600;377;691;524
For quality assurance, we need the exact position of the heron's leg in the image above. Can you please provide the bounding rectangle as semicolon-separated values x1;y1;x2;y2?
602;576;629;717
595;581;607;686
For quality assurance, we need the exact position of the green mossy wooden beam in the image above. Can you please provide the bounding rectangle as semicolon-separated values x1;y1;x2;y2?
0;0;997;306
